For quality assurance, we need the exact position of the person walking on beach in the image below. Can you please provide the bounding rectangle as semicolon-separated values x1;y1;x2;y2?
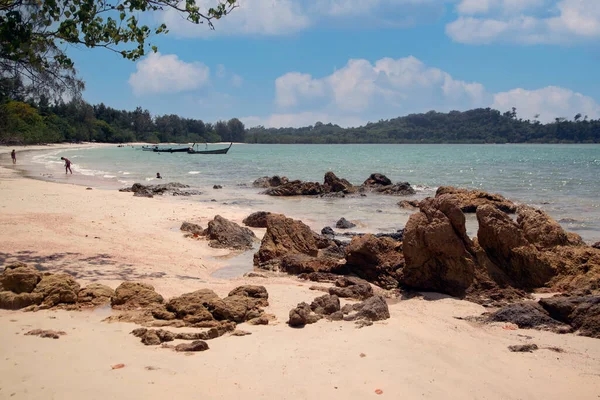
60;157;72;174
11;150;16;164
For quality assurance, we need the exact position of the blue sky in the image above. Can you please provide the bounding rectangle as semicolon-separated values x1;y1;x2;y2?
70;0;600;127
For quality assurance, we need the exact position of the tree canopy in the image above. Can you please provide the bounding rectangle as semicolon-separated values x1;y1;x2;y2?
0;0;237;99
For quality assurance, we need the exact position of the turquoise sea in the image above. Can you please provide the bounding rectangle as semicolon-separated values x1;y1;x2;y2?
16;144;600;243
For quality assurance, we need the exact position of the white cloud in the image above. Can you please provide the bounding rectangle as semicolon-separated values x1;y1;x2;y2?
128;53;209;96
492;86;600;122
242;112;365;128
252;55;600;128
448;0;600;44
275;56;488;114
162;0;310;37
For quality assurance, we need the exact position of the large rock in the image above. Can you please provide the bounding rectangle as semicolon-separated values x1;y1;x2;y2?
476;205;554;289
280;254;344;275
487;302;565;330
165;289;220;323
323;172;355;194
78;284;115;306
111;282;164;308
336;218;356;229
362;173;392;187
310;294;340;315
0;263;41;293
288;302;322;327
539;295;600;339
228;285;269;307
243;211;274;228
254;214;337;270
33;274;81;307
435;186;517;213
344;234;404;289
517;205;584;250
221;295;263;323
375;182;416;196
0;291;44;310
351;295;390;321
253;176;288;188
203;215;256;250
328;276;373;300
263;180;324;196
180;222;204;236
403;196;476;296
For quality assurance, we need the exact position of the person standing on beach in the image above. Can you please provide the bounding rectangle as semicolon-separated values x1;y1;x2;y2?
60;157;72;174
11;150;16;164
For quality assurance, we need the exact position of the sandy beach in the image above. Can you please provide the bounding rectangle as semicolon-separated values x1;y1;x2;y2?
1;145;600;400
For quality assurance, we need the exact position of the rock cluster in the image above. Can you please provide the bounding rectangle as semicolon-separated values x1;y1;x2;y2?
181;215;257;251
435;186;517;213
0;264;111;310
119;182;203;197
361;173;416;195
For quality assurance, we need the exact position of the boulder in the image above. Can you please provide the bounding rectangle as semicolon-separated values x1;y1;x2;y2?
165;289;219;322
310;294;340;315
323;172;355;194
321;226;335;238
175;340;210;352
111;282;164;308
254;214;336;270
280;254;344;275
0;291;44;310
221;295;263;323
228;285;269;307
180;222;204;236
288;302;322;327
243;211;273;228
435;186;517;213
328;276;373;300
403;195;476;296
263;180;324;196
375;182;416;196
78;284;115;306
203;215;257;250
487;302;565;330
33;273;80;307
363;173;392;187
350;295;390;321
0;263;42;293
253;176;288;188
476;205;554;289
336;218;356;229
517;205;584;250
539;295;600;339
345;234;404;289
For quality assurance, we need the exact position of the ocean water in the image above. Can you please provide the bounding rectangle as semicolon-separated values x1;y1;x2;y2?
17;143;600;243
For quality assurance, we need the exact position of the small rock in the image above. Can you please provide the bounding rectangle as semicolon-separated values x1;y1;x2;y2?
175;340;209;352
24;329;66;339
231;330;252;336
213;185;223;189
508;344;539;353
336;218;356;230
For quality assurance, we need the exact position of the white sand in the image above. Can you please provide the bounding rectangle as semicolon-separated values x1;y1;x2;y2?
1;146;600;400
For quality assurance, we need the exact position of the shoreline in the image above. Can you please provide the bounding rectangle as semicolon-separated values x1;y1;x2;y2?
1;146;600;399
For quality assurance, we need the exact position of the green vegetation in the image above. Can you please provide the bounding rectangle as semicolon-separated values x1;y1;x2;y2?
248;108;600;144
1;94;598;145
1;0;238;99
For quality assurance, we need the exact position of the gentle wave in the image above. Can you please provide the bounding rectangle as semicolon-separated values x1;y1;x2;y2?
188;171;201;175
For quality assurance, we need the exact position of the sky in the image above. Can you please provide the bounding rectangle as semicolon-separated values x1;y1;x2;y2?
70;0;600;128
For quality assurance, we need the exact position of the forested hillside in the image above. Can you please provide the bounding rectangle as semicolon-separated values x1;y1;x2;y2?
1;90;598;144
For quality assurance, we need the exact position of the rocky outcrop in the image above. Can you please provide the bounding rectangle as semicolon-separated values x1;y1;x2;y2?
345;234;404;290
0;263;41;293
517;205;584;249
254;214;340;271
323;172;355;194
33;273;81;307
435;186;517;213
348;295;390;322
280;254;344;275
539;295;600;339
0;291;43;310
486;302;566;330
263;180;324;196
361;173;415;196
253;176;288;188
336;218;356;229
243;211;274;228
403;196;476;296
111;282;164;309
180;221;204;236
288;302;322;327
228;285;269;307
310;294;340;315
362;173;392;187
120;182;202;197
78;284;114;306
328;276;373;300
202;215;257;250
476;205;554;289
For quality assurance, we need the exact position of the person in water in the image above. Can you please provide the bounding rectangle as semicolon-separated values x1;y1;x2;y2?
156;172;162;179
11;149;16;164
60;157;72;174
